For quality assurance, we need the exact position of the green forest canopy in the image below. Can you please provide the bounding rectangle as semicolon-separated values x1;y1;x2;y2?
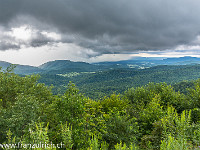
1;66;200;149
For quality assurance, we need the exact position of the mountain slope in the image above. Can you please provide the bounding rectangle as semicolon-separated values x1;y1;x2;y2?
39;60;99;72
38;60;125;74
0;61;43;75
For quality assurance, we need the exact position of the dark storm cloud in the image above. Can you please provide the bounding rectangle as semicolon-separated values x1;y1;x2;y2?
0;41;20;50
28;32;57;47
1;0;200;53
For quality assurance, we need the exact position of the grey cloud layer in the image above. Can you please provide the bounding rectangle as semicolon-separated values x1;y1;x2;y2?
1;0;200;53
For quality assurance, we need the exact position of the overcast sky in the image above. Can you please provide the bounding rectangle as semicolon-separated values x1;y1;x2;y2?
0;0;200;66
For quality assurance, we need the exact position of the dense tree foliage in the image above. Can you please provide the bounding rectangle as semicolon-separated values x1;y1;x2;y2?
2;66;200;149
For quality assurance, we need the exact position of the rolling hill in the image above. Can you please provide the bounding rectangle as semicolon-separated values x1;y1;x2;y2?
0;61;43;75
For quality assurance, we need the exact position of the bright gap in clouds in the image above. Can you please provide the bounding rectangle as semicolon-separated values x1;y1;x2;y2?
4;25;62;48
88;49;200;63
10;25;32;41
41;31;61;41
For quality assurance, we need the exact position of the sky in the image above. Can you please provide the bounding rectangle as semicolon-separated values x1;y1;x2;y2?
1;0;200;66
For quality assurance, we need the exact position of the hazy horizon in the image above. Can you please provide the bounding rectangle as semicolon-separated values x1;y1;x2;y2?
0;54;200;67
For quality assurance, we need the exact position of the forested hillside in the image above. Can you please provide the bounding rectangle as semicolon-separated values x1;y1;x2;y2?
0;62;43;75
1;66;200;149
39;64;200;99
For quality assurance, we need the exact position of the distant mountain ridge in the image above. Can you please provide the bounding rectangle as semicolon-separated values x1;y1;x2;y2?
94;56;200;68
0;56;200;75
0;61;43;75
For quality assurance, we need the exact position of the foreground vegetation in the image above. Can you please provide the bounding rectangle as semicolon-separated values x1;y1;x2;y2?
2;66;200;149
